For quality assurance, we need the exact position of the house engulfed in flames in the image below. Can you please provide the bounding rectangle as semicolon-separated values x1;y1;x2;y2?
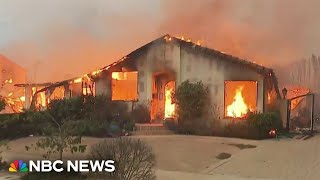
0;54;26;113
16;34;281;127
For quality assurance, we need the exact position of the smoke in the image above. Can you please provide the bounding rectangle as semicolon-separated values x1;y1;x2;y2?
0;0;320;83
159;0;320;66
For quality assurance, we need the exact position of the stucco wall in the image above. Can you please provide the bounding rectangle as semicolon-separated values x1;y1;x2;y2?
95;71;112;99
179;46;265;127
136;42;181;104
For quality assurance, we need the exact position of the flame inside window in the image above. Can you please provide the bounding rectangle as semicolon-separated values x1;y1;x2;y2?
225;81;257;118
111;72;138;101
164;81;175;118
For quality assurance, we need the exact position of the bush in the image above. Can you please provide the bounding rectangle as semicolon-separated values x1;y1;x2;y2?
0;112;48;139
131;104;151;123
89;138;156;180
223;112;282;139
247;111;282;138
174;80;212;135
0;96;136;139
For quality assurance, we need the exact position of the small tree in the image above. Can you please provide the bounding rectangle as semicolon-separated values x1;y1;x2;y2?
89;138;156;180
25;98;87;160
175;80;212;135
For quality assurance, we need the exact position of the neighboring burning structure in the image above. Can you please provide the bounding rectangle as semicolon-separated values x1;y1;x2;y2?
17;34;281;128
0;54;26;113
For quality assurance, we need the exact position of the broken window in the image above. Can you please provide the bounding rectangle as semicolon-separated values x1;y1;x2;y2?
112;72;138;101
224;81;257;118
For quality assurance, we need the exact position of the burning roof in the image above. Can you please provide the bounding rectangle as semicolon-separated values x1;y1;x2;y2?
15;34;281;99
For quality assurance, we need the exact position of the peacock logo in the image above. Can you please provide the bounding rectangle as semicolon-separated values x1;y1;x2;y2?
9;160;28;172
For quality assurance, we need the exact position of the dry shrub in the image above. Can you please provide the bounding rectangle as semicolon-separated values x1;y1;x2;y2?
89;138;156;180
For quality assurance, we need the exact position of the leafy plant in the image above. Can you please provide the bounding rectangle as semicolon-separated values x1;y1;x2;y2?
89;138;156;180
25;99;87;160
223;112;283;139
174;80;212;135
247;111;282;138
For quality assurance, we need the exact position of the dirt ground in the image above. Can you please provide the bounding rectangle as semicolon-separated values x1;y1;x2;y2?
1;135;319;180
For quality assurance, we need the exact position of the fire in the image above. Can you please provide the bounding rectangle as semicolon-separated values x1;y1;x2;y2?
226;86;250;118
73;77;82;83
164;81;175;118
39;92;46;107
112;72;124;80
4;79;12;84
20;96;25;102
91;69;102;76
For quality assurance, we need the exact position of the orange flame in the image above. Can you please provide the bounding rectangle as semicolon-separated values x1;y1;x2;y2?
20;96;25;102
4;79;13;84
73;78;82;83
164;81;175;118
226;86;250;118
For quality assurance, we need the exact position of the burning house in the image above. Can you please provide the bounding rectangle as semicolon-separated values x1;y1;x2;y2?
17;34;281;128
0;54;26;113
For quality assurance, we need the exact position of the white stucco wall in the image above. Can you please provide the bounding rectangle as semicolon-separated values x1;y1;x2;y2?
179;46;265;127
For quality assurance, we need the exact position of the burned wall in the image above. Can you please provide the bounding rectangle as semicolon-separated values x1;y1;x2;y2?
136;41;181;104
179;46;265;128
95;71;112;99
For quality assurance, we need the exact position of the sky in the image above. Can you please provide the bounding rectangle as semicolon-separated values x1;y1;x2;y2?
0;0;319;83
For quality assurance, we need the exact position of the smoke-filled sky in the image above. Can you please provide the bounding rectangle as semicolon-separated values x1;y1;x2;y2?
0;0;319;83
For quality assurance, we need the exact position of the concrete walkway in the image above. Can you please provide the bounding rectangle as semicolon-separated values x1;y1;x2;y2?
1;135;319;179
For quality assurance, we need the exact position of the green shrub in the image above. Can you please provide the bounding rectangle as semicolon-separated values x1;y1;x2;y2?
223;112;282;139
247;111;282;138
0;112;47;139
174;80;212;135
131;104;151;123
89;138;156;180
0;96;136;140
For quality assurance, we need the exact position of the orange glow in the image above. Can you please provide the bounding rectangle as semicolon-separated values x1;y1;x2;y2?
8;92;13;97
226;86;248;118
73;78;82;83
286;87;310;110
225;81;257;118
267;92;271;104
111;72;138;101
164;81;175;118
20;96;25;102
91;69;102;76
112;72;121;80
4;79;13;84
39;92;46;107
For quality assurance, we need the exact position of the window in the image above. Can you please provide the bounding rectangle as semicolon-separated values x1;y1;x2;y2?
112;72;138;101
224;81;257;118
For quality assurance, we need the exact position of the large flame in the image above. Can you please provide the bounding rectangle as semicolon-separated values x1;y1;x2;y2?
226;86;249;118
164;81;175;118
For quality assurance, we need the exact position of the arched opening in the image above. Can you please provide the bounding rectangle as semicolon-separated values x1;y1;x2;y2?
164;81;175;119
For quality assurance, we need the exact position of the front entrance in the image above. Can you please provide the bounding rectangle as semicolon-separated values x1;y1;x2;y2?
151;73;176;122
164;81;175;119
